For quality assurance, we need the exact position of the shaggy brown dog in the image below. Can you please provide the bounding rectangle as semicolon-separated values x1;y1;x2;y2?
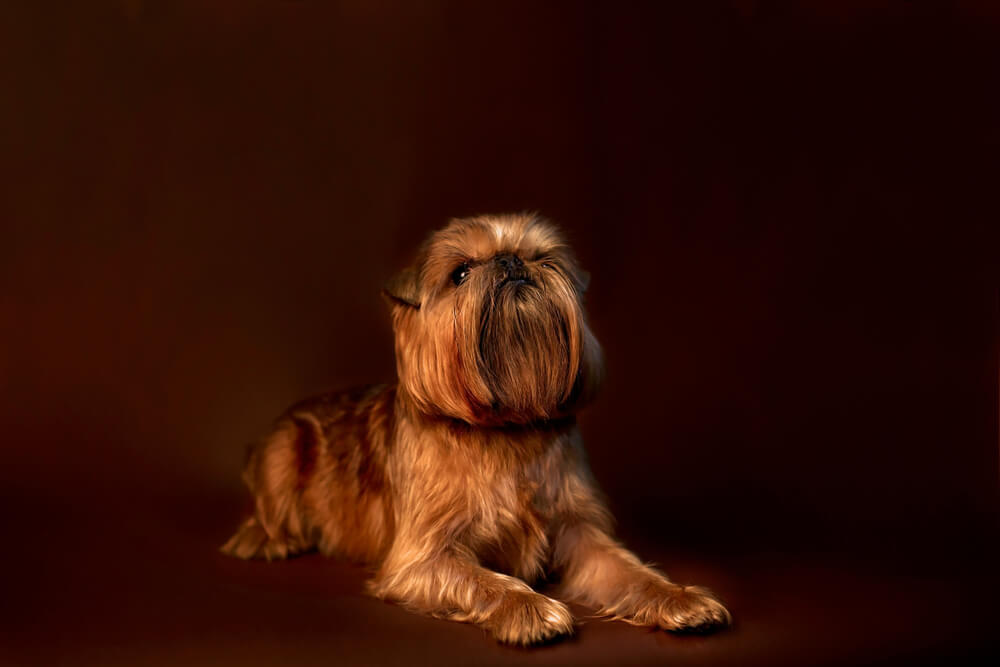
221;213;731;644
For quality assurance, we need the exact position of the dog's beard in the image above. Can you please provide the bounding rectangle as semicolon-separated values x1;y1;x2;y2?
395;275;591;425
473;279;583;421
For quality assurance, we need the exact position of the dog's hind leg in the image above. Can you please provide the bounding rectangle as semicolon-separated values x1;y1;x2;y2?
220;417;319;560
220;516;283;560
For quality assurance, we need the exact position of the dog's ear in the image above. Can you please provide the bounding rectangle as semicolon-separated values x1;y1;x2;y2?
382;265;421;309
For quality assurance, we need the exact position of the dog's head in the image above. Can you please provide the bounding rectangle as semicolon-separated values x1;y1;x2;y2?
384;213;602;426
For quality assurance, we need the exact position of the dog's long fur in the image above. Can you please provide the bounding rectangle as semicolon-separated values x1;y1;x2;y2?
221;213;731;644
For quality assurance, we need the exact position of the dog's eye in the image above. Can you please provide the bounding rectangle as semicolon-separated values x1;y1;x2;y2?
450;264;471;286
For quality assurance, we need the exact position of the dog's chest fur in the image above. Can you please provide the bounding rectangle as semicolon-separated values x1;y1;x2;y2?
395;417;577;582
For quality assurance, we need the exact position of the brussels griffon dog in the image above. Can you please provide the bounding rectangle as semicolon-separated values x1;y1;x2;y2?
221;213;731;644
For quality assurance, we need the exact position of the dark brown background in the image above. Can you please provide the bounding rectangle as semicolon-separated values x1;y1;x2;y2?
1;1;997;665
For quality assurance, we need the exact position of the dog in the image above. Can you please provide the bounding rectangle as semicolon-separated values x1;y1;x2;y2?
221;213;731;644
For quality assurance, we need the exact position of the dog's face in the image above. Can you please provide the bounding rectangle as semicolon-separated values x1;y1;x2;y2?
385;214;602;425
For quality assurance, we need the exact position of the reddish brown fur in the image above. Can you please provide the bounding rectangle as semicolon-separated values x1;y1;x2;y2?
221;213;731;644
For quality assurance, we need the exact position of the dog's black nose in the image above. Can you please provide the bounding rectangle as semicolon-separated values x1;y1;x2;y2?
494;254;524;273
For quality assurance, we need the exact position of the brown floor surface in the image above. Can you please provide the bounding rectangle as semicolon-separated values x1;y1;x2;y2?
3;483;995;667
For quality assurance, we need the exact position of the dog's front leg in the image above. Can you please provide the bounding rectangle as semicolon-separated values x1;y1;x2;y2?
552;522;731;632
370;542;573;645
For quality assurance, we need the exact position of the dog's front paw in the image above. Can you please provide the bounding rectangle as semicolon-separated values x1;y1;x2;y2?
484;590;574;645
648;585;732;633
